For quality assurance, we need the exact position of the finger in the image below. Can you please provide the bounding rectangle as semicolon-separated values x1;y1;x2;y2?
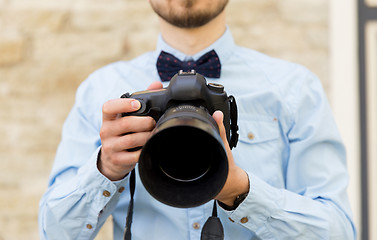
100;150;140;179
101;116;155;138
111;149;141;167
147;81;163;90
113;131;153;152
102;98;141;121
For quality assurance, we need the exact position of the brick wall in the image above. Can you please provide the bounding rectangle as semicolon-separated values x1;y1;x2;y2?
0;0;328;239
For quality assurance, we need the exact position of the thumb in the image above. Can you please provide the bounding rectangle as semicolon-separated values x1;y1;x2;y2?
212;111;228;145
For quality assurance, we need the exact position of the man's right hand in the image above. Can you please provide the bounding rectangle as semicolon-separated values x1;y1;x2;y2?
98;82;162;181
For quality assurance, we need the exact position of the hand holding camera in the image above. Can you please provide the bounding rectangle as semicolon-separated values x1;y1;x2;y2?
98;83;162;181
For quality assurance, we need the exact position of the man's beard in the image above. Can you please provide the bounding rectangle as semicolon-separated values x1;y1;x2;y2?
150;0;229;28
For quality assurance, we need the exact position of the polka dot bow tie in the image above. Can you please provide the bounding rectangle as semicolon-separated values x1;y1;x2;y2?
156;50;221;82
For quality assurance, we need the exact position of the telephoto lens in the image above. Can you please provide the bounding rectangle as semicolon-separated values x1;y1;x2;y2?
139;104;228;208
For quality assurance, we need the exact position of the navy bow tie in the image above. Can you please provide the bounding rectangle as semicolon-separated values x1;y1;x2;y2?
156;50;221;82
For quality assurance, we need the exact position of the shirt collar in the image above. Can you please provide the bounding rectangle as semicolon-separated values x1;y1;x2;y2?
154;26;235;65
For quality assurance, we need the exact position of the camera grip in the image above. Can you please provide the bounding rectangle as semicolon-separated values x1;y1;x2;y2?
120;93;149;116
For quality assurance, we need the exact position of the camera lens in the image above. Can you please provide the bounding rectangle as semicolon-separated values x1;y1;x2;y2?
138;105;228;208
157;125;214;182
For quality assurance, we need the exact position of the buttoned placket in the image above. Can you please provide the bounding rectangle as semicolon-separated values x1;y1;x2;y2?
187;206;206;240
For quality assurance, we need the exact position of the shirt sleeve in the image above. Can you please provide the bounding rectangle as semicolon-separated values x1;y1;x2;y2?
38;76;129;240
220;71;356;239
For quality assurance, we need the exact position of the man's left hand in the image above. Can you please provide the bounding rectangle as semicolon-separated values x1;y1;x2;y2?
212;111;249;207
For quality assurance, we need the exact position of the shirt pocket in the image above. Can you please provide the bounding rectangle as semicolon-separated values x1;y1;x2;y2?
238;115;280;145
234;114;285;188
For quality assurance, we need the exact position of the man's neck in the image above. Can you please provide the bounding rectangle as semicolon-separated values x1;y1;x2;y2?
159;11;227;56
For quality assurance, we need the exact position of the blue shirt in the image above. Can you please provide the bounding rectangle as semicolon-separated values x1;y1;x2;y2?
39;29;356;239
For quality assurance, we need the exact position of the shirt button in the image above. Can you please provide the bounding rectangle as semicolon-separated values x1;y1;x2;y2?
228;217;235;223
247;132;255;140
86;224;93;229
103;190;111;197
192;222;200;229
240;217;249;224
118;186;125;193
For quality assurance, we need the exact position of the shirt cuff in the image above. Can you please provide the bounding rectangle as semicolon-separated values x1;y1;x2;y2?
78;146;130;207
221;171;280;238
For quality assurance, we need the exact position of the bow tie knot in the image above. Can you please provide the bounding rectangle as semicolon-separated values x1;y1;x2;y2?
157;50;221;82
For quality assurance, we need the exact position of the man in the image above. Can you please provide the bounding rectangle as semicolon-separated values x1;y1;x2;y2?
39;0;356;239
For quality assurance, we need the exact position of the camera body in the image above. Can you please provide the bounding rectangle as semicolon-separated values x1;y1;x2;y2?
121;70;238;208
121;70;232;142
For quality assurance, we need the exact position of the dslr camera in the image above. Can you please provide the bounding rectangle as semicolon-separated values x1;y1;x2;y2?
121;70;238;208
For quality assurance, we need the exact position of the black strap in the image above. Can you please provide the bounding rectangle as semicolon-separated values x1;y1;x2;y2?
124;178;224;240
201;201;224;240
124;169;136;240
228;95;239;149
212;200;218;217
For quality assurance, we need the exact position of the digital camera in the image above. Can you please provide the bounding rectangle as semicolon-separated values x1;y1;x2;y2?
121;70;238;208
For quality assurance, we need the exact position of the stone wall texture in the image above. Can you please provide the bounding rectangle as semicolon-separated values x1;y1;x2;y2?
0;0;329;239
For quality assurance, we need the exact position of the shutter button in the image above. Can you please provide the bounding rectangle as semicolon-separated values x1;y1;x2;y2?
208;83;224;93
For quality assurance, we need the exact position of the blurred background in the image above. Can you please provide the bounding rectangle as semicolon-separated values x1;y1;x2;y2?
0;0;374;239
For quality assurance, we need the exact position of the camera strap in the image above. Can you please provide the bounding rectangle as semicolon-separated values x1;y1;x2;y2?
201;201;224;240
124;169;135;240
228;95;239;149
124;170;224;240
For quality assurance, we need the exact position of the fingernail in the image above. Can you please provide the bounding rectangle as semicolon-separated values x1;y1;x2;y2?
131;100;141;110
213;110;223;120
